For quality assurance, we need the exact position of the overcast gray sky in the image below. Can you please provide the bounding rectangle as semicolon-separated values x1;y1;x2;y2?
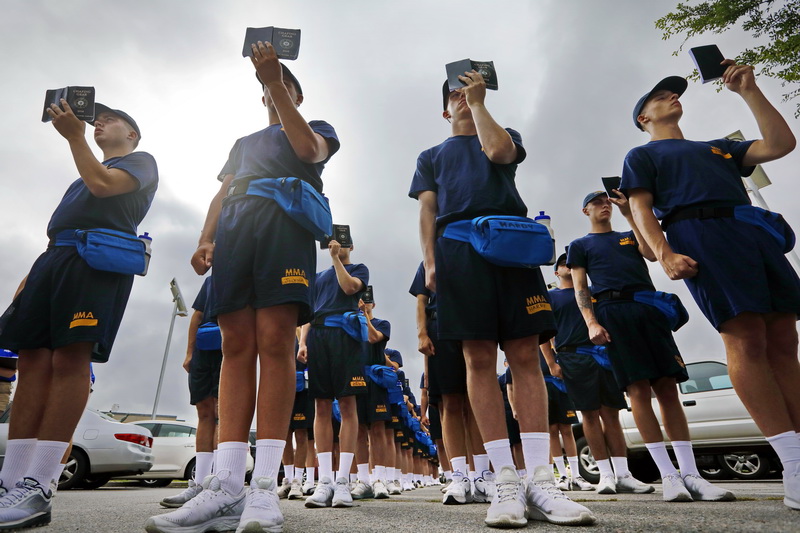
1;0;798;424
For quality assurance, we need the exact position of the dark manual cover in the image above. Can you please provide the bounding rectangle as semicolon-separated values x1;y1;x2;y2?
446;59;498;92
321;224;353;249
601;176;621;198
689;45;727;83
243;27;301;60
42;86;95;123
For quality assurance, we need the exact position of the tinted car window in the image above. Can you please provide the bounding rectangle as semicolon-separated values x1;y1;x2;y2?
158;424;194;438
136;422;158;433
680;362;733;394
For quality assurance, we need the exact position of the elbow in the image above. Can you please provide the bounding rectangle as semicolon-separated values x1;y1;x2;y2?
295;143;326;164
485;147;517;165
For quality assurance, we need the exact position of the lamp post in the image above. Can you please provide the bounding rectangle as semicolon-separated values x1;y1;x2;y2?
151;278;188;419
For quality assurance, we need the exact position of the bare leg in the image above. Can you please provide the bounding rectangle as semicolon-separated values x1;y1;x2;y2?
217;308;257;444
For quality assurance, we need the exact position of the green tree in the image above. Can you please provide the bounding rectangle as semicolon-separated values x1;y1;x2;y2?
656;0;800;117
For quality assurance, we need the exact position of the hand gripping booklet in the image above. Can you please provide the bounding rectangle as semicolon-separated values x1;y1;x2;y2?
41;86;95;122
242;27;301;60
321;224;353;249
689;45;727;83
601;176;621;198
446;59;498;91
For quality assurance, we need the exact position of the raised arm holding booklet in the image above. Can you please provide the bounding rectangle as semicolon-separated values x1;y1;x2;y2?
242;27;301;60
446;59;498;91
689;45;727;84
41;86;95;122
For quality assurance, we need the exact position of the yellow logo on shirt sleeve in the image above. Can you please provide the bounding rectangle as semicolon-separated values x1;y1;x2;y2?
711;146;732;159
281;268;308;286
525;295;552;314
619;237;636;246
70;311;98;328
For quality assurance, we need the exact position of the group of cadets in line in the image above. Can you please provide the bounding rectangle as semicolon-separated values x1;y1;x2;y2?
0;35;798;533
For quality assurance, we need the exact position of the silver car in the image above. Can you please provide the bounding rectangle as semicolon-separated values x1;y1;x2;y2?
0;405;153;489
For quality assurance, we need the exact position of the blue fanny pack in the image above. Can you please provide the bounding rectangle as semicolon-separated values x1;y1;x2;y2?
734;205;795;253
332;399;341;422
387;381;405;404
196;322;222;351
442;215;554;268
364;365;397;389
296;371;306;392
409;417;421;433
54;228;148;276
544;375;568;393
241;177;333;242
576;345;613;371
323;312;368;342
632;291;689;332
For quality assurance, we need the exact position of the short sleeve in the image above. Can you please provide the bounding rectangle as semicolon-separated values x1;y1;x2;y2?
218;139;242;182
373;318;391;340
714;138;756;177
309;120;341;162
109;152;158;191
566;239;588;269
408;151;437;200
350;264;369;291
408;263;431;298
506;128;527;165
621;146;657;194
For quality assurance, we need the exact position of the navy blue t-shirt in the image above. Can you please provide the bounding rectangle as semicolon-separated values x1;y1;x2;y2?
312;263;369;316
567;231;654;294
548;288;590;349
367;317;391;363
408;129;527;228
191;276;217;324
47;152;159;238
408;262;436;313
218;121;340;193
621;138;755;220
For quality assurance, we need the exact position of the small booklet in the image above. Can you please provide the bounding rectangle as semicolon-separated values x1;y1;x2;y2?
601;176;622;198
362;285;374;304
689;45;727;83
321;224;353;249
242;27;301;60
446;59;498;91
41;86;95;122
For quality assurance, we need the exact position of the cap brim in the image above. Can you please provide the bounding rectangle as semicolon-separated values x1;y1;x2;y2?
633;76;688;130
582;190;608;208
92;103;141;138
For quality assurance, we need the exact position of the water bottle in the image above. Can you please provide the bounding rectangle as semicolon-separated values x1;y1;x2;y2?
534;211;556;265
138;232;152;276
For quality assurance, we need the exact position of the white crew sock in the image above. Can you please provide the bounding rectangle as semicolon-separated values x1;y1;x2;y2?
468;470;476;483
338;452;355;481
645;442;679;478
596;458;614;478
443;470;453;481
216;441;249;494
212;449;219;473
483;439;515;471
610;456;630;477
306;466;316;483
473;453;490;474
517;468;527;478
349;473;357;482
317;452;333;482
375;465;387;484
554;456;568;478
284;465;295;483
195;452;214;482
671;441;699;476
767;431;800;469
567;456;580;478
520;432;550;471
357;463;370;483
254;439;285;480
27;440;69;489
450;456;467;477
0;438;37;489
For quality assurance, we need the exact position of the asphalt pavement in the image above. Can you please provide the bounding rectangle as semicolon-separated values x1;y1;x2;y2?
46;479;799;532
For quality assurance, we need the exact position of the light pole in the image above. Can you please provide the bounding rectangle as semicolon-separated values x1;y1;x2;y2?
151;278;188;419
726;130;800;273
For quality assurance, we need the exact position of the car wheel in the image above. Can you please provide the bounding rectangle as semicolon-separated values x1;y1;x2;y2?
183;459;196;481
79;475;111;490
140;478;173;488
718;453;770;480
58;449;89;490
575;436;600;484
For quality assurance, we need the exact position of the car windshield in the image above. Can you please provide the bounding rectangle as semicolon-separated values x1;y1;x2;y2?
680;362;733;394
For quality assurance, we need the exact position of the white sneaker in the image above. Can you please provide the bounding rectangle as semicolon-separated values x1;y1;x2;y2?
439;479;452;494
144;475;245;533
388;480;402;495
350;480;373;500
570;476;595;491
372;480;390;499
301;479;316;495
287;478;303;500
442;475;473;505
160;479;203;508
402;480;414;491
615;473;654;494
556;475;570;491
332;477;354;508
597;474;617;494
483;466;527;528
661;472;692;502
236;477;283;533
682;473;735;501
276;478;291;500
304;477;334;508
0;478;52;530
525;465;596;526
784;462;800;510
473;470;495;503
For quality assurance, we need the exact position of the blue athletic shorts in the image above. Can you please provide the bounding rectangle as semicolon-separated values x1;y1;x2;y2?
667;217;800;329
291;389;315;430
212;195;316;324
557;350;627;411
505;408;521;445
306;326;367;399
428;403;442;440
425;317;467;396
596;300;688;390
0;247;133;362
188;348;222;405
546;381;578;425
435;236;556;342
357;381;391;425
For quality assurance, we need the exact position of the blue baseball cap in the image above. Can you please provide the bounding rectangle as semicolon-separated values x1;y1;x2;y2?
554;252;568;271
92;103;141;139
385;348;403;368
582;190;607;208
632;76;687;131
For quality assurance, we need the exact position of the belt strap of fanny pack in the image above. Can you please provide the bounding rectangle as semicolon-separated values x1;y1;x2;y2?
594;290;635;302
226;176;261;197
557;344;594;354
661;206;734;231
440;220;472;242
51;230;80;247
